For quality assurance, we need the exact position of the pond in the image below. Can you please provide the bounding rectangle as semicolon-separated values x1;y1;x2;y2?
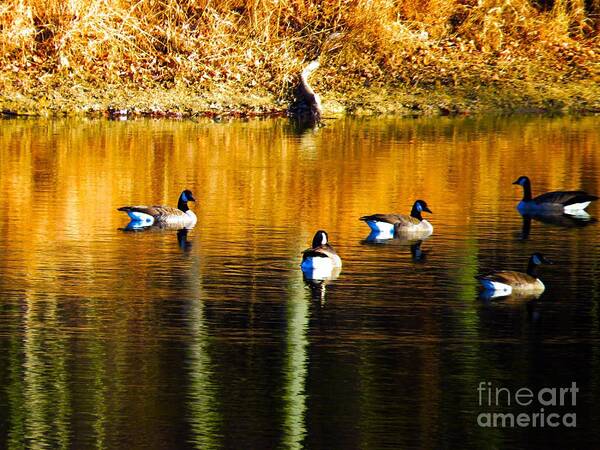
0;116;599;449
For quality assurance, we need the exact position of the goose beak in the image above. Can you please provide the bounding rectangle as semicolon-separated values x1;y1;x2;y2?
189;195;196;202
512;180;519;185
541;256;554;265
423;206;432;214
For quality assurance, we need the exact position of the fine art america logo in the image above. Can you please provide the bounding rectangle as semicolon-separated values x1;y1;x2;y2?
477;382;578;428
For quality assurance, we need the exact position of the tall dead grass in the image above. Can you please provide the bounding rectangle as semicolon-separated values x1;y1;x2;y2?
1;0;598;105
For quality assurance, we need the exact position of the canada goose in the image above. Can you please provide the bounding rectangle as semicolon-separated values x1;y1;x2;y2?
303;270;340;302
360;200;433;238
118;189;197;228
513;176;598;215
476;253;553;297
300;230;342;279
520;212;596;239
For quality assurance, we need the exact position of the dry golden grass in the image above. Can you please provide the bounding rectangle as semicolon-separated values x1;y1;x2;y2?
0;0;599;115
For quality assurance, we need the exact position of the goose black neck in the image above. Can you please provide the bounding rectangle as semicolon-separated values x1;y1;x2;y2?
178;198;189;212
410;205;423;221
526;258;538;277
522;179;532;201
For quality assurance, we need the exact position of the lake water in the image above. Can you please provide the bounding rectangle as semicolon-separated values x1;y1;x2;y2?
0;116;599;449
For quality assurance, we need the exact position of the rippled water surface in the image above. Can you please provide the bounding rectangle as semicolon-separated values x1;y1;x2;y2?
1;116;599;449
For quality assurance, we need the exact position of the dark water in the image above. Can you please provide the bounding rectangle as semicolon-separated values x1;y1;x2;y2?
0;116;599;449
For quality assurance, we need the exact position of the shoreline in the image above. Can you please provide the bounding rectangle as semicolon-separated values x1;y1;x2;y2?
2;79;599;120
2;0;599;121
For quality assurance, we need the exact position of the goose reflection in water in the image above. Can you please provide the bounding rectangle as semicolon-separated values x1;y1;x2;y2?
120;223;193;252
478;293;545;326
303;268;340;303
176;228;193;252
363;232;428;263
519;211;596;239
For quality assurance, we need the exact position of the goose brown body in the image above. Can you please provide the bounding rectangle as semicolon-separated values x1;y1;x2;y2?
301;244;342;267
360;200;433;237
118;205;191;224
360;213;421;227
476;271;545;293
531;190;598;208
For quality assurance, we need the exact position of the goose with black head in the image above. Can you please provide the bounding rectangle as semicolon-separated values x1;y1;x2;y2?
513;176;597;215
300;230;342;279
360;200;433;239
118;189;197;228
476;253;553;297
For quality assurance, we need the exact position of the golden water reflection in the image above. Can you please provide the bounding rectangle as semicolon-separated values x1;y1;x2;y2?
0;116;599;449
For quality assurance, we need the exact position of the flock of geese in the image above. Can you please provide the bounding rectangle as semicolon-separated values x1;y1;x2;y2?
119;176;597;299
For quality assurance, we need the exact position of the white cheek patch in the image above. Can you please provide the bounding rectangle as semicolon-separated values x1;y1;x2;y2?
321;233;327;245
532;254;541;265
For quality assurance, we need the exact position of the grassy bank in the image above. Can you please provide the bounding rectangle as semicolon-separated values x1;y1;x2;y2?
1;0;599;118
